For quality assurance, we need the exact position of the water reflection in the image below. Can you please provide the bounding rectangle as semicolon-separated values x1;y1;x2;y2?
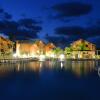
60;62;64;69
64;61;95;77
0;60;100;77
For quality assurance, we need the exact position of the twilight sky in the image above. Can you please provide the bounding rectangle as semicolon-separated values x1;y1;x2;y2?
0;0;100;48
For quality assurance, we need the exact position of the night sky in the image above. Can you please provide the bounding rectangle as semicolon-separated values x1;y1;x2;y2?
0;0;100;48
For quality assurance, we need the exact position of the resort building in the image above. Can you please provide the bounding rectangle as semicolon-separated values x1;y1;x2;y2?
70;39;96;59
0;36;97;59
45;43;56;57
0;36;14;58
16;40;55;58
16;40;43;57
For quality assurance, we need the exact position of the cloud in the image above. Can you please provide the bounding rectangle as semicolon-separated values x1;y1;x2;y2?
0;18;42;40
46;36;64;47
87;36;100;48
18;18;41;26
50;2;92;20
18;18;42;33
53;24;100;48
0;33;9;38
55;25;100;38
0;7;42;40
45;35;74;48
0;8;4;13
0;8;12;20
46;34;100;48
4;12;12;20
55;26;85;36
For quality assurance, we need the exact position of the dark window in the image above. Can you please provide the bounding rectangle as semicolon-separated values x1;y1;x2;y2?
86;44;88;47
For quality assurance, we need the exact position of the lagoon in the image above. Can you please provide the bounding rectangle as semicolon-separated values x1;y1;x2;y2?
0;60;100;100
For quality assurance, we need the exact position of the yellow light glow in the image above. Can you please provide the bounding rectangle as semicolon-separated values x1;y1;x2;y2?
13;53;17;58
31;54;37;58
22;54;27;58
60;62;64;68
50;53;55;58
39;55;45;61
59;54;65;61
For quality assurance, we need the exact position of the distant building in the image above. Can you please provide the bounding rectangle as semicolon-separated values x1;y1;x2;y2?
16;40;55;58
45;43;56;57
70;39;96;59
16;40;41;57
0;36;13;58
16;40;33;57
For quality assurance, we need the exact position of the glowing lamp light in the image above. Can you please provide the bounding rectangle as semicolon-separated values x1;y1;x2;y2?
59;54;65;61
22;54;27;58
13;53;17;58
60;62;64;68
31;54;37;58
39;55;45;61
50;53;55;58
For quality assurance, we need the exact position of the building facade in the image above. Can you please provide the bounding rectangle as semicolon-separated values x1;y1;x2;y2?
70;39;96;59
45;43;56;57
0;36;13;58
16;40;55;58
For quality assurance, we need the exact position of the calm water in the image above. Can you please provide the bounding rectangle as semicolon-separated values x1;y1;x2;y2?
0;60;100;100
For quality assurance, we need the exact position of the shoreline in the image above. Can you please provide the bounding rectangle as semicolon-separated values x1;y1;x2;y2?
0;58;100;63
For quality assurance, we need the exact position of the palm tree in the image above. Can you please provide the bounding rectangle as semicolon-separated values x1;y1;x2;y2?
64;47;72;54
64;47;72;58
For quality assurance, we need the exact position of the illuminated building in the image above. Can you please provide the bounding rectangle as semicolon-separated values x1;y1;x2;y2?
16;40;55;58
70;39;96;59
0;36;14;58
45;43;56;57
16;40;41;57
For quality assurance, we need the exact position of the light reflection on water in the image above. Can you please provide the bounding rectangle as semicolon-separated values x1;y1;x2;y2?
0;60;100;100
0;60;100;77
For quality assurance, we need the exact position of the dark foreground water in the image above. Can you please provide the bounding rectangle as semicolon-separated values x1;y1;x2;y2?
0;60;100;100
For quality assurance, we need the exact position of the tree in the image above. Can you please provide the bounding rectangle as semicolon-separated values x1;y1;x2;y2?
64;47;72;54
53;47;63;57
64;47;72;58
